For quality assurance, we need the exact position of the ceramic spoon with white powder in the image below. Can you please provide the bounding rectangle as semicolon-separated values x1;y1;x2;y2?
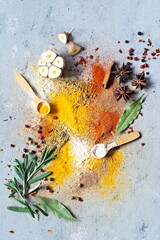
91;131;140;158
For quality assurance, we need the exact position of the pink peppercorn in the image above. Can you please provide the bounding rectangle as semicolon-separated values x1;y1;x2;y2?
133;56;139;61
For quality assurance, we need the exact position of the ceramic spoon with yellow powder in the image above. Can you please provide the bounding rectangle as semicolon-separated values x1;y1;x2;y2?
14;72;51;115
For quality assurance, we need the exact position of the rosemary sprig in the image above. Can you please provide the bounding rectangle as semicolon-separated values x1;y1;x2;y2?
5;146;75;220
5;147;56;218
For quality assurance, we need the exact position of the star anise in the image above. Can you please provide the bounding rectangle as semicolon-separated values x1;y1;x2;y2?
114;86;134;101
131;71;147;90
113;63;133;83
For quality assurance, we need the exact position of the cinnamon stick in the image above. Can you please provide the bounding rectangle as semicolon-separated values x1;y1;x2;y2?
102;61;115;89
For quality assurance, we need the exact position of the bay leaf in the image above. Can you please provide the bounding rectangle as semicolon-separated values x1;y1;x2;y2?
116;94;145;134
38;196;75;220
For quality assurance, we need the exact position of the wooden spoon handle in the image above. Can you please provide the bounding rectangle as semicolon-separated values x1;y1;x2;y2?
14;73;39;102
116;131;140;147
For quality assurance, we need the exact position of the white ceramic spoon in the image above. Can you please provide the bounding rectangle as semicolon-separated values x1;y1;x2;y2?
91;131;140;158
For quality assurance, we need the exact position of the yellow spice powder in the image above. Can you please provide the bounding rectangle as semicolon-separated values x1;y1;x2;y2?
47;141;74;188
87;151;127;198
50;90;89;136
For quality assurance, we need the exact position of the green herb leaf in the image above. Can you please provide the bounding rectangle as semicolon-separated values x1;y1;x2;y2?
7;206;29;213
32;204;48;216
15;159;25;173
26;183;41;195
29;155;38;166
14;166;23;180
116;94;145;134
28;172;52;185
24;201;35;218
4;147;74;220
38;196;76;220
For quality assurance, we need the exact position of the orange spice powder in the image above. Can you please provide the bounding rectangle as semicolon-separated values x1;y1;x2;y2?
90;111;120;143
90;61;105;92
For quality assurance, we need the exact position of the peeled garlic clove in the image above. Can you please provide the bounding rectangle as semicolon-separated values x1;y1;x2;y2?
39;66;48;78
41;50;57;63
38;59;46;66
53;56;65;69
67;41;81;56
58;32;69;44
48;66;62;79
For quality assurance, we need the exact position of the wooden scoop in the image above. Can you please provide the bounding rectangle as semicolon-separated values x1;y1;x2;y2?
14;72;51;115
91;131;140;158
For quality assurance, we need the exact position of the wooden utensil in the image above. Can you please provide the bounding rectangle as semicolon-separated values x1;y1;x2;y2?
91;131;140;158
14;72;51;115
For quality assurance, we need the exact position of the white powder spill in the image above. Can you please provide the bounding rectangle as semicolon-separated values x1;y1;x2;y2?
71;136;92;165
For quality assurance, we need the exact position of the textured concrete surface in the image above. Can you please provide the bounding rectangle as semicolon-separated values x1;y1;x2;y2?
1;0;160;239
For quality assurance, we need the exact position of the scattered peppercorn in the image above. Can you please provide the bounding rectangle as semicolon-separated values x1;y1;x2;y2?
118;49;122;53
9;230;14;234
133;56;139;61
71;196;77;200
137;31;143;35
25;124;30;128
125;40;129;43
23;148;28;153
151;51;156;56
30;150;36;155
10;144;15;148
50;178;54;181
38;130;42;134
80;183;84;188
78;197;83;202
49;189;54;193
52;116;58;120
146;72;150;75
141;143;145;146
141;59;146;62
38;135;44;140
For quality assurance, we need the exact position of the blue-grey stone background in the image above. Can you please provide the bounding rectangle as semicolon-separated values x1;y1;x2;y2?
1;0;160;239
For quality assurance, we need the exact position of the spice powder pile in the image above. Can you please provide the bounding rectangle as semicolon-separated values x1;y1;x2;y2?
35;57;128;201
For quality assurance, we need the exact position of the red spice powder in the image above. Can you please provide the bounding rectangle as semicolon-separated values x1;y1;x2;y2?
90;62;105;92
90;111;120;142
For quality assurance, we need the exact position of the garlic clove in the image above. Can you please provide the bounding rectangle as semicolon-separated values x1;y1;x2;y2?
53;56;65;69
38;58;46;66
41;50;57;63
39;66;48;78
58;33;69;44
58;28;75;44
48;66;62;79
67;41;81;56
